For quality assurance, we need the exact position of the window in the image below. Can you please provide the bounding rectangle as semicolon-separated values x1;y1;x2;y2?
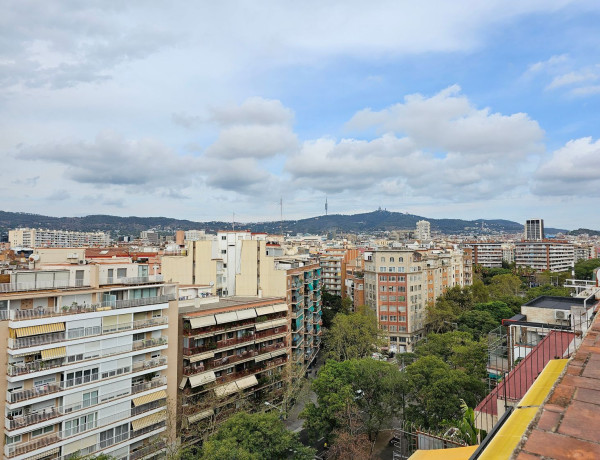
389;296;396;301
389;325;397;332
380;296;387;301
83;390;98;408
379;305;388;311
380;286;386;292
117;268;127;278
380;257;385;262
389;257;394;262
100;424;129;448
221;250;227;254
389;276;396;282
5;435;21;445
379;275;387;281
221;235;227;240
152;310;161;318
32;425;54;438
389;267;396;272
389;316;397;322
380;315;388;321
34;376;56;387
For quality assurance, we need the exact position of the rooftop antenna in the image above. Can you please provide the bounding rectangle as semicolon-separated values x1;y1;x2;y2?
325;196;328;216
280;197;283;237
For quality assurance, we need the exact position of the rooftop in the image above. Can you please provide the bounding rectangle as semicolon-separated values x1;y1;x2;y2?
180;296;285;316
523;295;588;310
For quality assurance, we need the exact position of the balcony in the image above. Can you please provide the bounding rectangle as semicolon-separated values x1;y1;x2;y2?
255;326;287;340
5;400;166;458
9;316;168;349
8;337;167;377
130;440;167;460
183;318;255;337
184;350;260;376
9;294;175;321
7;358;167;404
101;275;164;286
0;280;90;294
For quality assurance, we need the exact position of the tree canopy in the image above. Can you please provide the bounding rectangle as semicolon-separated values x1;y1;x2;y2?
574;258;600;280
324;308;383;361
198;412;314;460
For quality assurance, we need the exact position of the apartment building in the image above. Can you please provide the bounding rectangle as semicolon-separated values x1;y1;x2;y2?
319;248;360;298
162;235;323;370
415;220;431;241
514;241;575;272
364;248;468;353
177;297;290;444
462;243;504;268
9;229;111;249
0;261;178;460
525;218;545;241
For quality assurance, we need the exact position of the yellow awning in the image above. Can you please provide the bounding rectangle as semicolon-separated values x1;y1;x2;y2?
131;410;166;431
132;390;167;407
188;409;214;424
188;351;214;363
179;377;188;389
41;346;66;360
28;447;61;460
14;323;65;338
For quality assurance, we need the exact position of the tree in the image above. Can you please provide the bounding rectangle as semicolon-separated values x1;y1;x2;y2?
574;258;600;280
470;279;489;304
424;298;459;334
321;288;347;328
488;274;522;298
324;309;383;361
415;332;487;379
472;301;514;324
199;412;314;460
457;310;498;340
300;358;404;442
525;284;571;301
326;429;373;459
403;356;486;429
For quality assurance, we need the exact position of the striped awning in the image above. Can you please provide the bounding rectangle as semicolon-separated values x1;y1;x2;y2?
15;323;65;338
215;311;238;325
179;377;188;389
132;390;167;407
255;305;275;316
188;351;214;363
236;375;258;390
272;303;289;313
131;410;166;431
28;447;60;460
214;381;239;397
236;308;257;320
255;318;288;331
41;347;66;361
189;371;216;388
255;352;272;362
188;409;214;424
189;315;216;329
270;349;288;358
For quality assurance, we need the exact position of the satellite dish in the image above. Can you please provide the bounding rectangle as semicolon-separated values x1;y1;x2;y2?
209;281;214;286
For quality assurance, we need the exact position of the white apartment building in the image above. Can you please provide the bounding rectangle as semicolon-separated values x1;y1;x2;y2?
415;220;431;241
463;243;504;268
515;241;575;272
525;219;545;241
9;229;110;249
0;262;178;460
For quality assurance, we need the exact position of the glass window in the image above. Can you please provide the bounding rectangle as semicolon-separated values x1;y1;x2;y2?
83;390;98;408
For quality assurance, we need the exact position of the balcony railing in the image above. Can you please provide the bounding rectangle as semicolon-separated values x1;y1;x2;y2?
9;316;168;349
184;350;259;376
7;358;167;404
130;440;167;460
0;280;90;294
8;294;175;321
101;275;164;286
7;337;167;376
183;318;255;337
6;377;166;431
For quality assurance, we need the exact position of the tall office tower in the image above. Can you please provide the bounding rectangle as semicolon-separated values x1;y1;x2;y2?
525;219;545;241
415;220;431;241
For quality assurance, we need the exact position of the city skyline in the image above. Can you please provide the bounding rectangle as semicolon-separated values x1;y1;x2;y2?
1;1;600;228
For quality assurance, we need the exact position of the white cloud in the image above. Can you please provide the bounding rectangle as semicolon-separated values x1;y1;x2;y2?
533;137;600;196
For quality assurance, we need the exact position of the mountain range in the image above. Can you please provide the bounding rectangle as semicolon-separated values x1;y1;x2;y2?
0;210;571;237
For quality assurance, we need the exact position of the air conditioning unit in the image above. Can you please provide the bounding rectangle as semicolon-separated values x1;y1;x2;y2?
555;310;567;320
78;260;86;265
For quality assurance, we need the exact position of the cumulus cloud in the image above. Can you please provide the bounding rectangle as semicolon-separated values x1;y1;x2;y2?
533;137;600;196
347;85;544;158
287;87;543;199
17;130;200;189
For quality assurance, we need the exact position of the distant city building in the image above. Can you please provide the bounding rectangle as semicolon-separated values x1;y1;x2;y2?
462;242;515;268
140;231;159;245
515;241;574;272
525;218;545;241
183;230;207;242
415;220;431;241
9;228;110;248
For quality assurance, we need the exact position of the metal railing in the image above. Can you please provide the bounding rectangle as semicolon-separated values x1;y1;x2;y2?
0;280;90;294
6;377;167;431
101;275;164;286
7;358;167;404
8;294;175;321
7;337;167;376
9;317;168;349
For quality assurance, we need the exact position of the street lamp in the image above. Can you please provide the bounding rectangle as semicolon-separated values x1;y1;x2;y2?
264;401;285;419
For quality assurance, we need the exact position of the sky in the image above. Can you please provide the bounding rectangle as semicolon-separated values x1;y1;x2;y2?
1;1;600;230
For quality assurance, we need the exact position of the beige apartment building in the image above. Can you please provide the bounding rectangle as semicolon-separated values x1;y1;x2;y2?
364;248;468;352
0;253;178;460
9;229;111;248
514;241;575;272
